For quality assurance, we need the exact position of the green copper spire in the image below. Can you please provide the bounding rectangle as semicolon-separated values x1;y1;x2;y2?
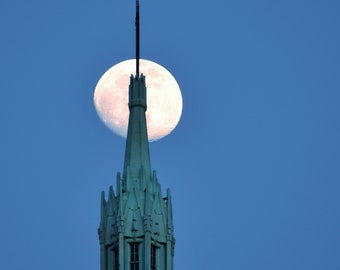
122;0;150;193
122;74;151;192
98;1;175;269
98;73;175;269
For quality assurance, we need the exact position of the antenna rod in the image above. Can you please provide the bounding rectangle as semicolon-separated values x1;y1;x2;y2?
135;0;140;76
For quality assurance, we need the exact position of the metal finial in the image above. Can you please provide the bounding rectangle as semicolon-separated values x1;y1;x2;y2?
135;0;140;76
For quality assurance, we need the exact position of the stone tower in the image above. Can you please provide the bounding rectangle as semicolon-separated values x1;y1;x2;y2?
98;2;175;270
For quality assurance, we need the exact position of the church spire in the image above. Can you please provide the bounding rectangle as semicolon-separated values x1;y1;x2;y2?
98;1;175;269
122;0;151;191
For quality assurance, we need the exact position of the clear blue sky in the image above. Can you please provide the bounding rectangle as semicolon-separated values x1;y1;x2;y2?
1;0;340;269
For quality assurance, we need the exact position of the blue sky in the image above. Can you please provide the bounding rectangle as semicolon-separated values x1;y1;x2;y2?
1;0;340;269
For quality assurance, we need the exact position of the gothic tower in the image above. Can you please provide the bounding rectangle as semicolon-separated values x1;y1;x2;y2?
98;2;175;269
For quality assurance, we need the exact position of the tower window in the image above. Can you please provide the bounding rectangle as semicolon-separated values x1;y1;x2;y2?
130;243;139;270
151;245;157;270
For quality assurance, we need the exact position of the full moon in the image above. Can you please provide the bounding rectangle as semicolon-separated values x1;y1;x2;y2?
94;59;182;141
